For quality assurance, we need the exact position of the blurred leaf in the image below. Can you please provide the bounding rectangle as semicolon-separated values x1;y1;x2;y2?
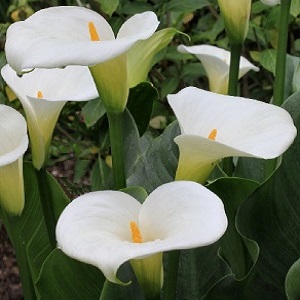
127;82;158;136
121;186;148;203
82;98;106;128
163;0;210;12
73;160;90;184
285;257;300;300
96;0;119;16
91;155;111;191
291;0;300;18
259;49;277;75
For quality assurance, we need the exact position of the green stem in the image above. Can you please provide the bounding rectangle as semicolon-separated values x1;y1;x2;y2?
0;209;36;300
37;168;56;249
228;43;242;97
273;0;291;106
223;43;242;176
107;111;126;190
163;250;180;300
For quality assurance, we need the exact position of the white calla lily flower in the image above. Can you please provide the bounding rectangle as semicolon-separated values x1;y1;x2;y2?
261;0;281;5
1;64;98;170
0;105;28;215
218;0;251;44
5;6;159;112
5;6;159;73
178;45;259;94
56;181;227;296
168;87;297;183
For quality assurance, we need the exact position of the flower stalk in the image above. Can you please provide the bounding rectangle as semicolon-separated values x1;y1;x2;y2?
107;111;126;190
273;0;292;106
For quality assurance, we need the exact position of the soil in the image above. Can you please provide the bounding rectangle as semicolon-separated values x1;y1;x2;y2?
0;226;23;300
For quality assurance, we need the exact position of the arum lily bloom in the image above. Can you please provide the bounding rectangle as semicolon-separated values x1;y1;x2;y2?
5;6;159;113
177;44;259;94
218;0;251;44
167;87;297;184
0;105;28;215
56;181;228;298
1;64;98;170
261;0;281;5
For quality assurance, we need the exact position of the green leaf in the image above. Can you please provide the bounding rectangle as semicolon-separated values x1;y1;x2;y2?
163;0;210;12
208;178;260;280
285;257;300;300
259;49;277;75
127;121;180;193
96;0;119;16
91;155;112;191
291;0;300;18
127;82;158;136
73;159;90;184
81;98;106;128
120;186;148;203
36;249;105;300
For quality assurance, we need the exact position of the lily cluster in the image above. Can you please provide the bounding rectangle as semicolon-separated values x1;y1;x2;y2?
0;3;297;299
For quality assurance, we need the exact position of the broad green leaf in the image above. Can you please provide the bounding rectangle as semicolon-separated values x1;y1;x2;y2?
126;82;158;136
81;98;106;128
285;257;300;300
234;157;279;183
36;249;105;300
127;121;180;193
208;178;260;280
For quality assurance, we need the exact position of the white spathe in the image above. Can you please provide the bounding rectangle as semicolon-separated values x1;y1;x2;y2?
56;181;228;284
0;105;28;215
167;87;297;183
1;64;98;169
5;6;160;74
177;44;259;94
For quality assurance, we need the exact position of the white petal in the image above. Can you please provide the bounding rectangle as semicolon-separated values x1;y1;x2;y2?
168;87;297;159
0;105;28;167
5;7;158;73
117;11;159;40
56;191;142;283
139;181;227;248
